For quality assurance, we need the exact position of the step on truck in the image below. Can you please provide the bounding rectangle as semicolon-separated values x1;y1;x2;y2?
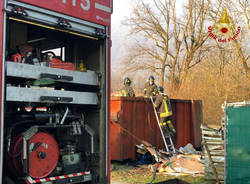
0;0;112;183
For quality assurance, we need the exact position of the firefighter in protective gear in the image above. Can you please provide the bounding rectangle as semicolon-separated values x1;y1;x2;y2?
120;77;135;97
144;76;157;97
154;86;176;135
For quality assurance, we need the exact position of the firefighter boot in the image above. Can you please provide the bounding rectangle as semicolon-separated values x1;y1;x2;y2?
167;120;176;134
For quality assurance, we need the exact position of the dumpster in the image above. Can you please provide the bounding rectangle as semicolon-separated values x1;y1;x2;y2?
110;97;202;161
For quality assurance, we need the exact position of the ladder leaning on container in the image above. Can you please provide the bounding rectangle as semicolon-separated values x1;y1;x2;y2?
150;97;175;154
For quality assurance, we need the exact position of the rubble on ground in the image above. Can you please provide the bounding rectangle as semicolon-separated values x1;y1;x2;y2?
179;143;197;154
136;141;205;176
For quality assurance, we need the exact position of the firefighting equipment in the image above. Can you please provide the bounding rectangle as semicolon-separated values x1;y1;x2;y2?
157;86;164;93
124;77;132;86
77;59;87;72
149;75;155;81
160;95;173;118
149;76;155;85
154;92;175;135
150;97;175;153
11;53;22;63
154;93;173;118
120;86;135;97
144;77;157;97
167;121;176;134
120;77;135;97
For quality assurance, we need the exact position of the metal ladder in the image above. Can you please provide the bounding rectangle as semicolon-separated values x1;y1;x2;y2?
150;97;175;154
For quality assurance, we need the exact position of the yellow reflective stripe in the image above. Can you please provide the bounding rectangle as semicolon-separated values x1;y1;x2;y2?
120;89;128;96
159;122;167;126
9;17;98;40
160;99;173;117
167;120;171;124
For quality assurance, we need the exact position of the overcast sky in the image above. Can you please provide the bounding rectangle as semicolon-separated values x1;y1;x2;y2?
111;1;133;67
110;0;184;69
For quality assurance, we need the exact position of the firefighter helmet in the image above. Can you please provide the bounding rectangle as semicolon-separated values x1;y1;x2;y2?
124;77;132;86
148;76;155;85
157;86;164;93
148;76;155;81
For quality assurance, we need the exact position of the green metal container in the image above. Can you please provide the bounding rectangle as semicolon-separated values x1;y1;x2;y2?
225;101;250;184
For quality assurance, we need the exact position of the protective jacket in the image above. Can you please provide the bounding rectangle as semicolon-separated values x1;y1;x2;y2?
120;85;135;97
154;93;173;118
144;82;157;97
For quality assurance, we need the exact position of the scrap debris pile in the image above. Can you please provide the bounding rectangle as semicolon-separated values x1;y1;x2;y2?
136;141;204;176
201;124;224;182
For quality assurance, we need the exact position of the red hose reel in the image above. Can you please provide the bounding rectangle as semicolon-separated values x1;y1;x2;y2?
7;132;59;179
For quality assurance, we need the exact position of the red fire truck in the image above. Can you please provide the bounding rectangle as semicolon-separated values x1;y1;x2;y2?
0;0;112;183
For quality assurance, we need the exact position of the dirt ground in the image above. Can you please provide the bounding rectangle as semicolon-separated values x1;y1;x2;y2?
111;163;215;184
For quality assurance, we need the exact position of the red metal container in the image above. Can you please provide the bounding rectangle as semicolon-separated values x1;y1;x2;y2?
110;97;202;161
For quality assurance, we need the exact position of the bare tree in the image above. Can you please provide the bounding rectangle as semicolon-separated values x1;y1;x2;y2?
123;0;210;89
123;0;172;86
231;0;250;80
179;0;211;88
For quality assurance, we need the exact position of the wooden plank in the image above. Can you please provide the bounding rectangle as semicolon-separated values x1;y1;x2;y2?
203;139;223;142
206;155;224;161
204;144;220;183
213;160;225;164
205;156;225;163
206;150;224;153
202;135;221;139
210;154;224;157
202;130;221;136
204;141;224;145
207;145;224;150
205;151;224;156
201;124;220;131
205;157;224;165
203;136;222;141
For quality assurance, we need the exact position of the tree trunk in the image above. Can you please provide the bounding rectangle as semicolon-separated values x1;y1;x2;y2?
180;52;193;88
160;65;165;86
169;61;181;91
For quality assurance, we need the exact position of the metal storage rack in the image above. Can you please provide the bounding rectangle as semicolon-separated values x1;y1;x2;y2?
7;61;99;86
6;62;99;105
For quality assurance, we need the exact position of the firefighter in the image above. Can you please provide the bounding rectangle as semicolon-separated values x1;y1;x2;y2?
144;76;157;97
154;86;176;135
120;77;135;97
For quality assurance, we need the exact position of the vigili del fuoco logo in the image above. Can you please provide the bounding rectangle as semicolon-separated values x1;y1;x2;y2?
208;8;241;43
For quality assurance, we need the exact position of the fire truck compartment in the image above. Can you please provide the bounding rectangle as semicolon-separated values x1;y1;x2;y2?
2;3;108;183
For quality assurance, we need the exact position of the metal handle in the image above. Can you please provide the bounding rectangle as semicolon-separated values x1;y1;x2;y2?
32;142;42;152
40;73;73;81
40;96;73;102
23;138;28;174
